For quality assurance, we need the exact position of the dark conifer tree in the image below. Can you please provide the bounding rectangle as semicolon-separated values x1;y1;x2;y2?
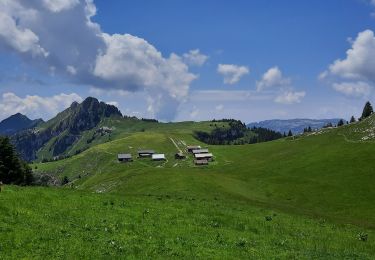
350;116;356;123
287;130;293;137
337;119;344;127
361;101;373;120
0;136;33;185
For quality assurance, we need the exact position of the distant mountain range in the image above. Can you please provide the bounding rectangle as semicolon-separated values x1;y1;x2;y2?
2;98;345;161
247;118;343;134
0;113;44;136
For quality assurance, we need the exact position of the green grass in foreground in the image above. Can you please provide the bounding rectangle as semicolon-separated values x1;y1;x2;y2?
0;186;374;259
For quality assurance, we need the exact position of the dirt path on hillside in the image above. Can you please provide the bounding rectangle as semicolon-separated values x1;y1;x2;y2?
169;137;182;152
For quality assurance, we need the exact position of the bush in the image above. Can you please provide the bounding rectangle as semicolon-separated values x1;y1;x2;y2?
358;232;368;242
62;176;70;185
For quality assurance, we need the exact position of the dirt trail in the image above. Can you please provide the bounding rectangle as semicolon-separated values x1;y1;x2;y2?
169;137;182;152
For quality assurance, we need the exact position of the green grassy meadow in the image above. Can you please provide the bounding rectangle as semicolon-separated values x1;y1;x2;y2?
2;116;375;258
1;186;374;259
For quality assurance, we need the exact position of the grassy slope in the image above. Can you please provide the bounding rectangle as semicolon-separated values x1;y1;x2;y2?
35;116;375;228
0;186;374;259
35;118;222;160
4;116;375;258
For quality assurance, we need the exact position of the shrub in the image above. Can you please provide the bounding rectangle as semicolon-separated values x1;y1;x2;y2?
358;232;368;242
62;176;69;185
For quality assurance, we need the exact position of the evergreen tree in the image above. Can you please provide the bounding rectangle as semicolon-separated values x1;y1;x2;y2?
0;136;33;185
308;126;312;132
287;130;293;137
350;116;356;123
361;101;373;120
337;119;344;127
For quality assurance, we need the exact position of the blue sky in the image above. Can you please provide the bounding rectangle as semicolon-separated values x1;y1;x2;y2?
1;0;375;122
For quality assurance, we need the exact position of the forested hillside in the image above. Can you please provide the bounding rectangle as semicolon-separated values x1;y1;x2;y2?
195;119;282;145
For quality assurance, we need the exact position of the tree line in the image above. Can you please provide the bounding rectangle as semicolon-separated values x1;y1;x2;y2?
195;119;282;145
0;136;33;185
299;101;374;134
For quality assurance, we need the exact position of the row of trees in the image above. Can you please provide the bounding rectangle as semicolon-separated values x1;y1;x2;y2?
195;120;282;145
347;102;373;124
296;101;374;135
0;136;33;185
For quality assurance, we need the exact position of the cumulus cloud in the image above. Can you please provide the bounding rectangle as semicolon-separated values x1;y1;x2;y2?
326;30;375;81
274;91;306;105
42;0;80;12
94;33;196;101
0;0;197;121
0;1;48;57
0;92;82;120
321;30;375;97
256;66;305;104
332;81;372;98
256;66;290;91
183;49;208;66
217;64;249;84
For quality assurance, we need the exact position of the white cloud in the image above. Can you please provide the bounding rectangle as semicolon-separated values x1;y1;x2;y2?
183;49;208;66
321;30;375;97
256;66;290;91
106;101;119;107
217;64;249;84
332;81;372;98
42;0;80;13
0;1;48;57
0;92;82;120
66;65;77;75
274;91;306;105
94;33;196;101
325;30;375;82
0;0;198;121
256;66;305;105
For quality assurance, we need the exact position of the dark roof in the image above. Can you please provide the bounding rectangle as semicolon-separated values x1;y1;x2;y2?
118;154;132;159
192;148;209;154
195;159;208;165
138;150;155;154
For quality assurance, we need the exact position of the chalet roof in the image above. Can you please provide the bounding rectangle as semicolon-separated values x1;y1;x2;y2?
138;150;155;154
152;154;165;160
195;159;208;165
192;148;209;154
194;153;213;159
187;145;201;149
118;154;132;159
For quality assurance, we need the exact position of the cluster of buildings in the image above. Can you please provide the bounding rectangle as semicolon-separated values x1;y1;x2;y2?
186;145;213;165
117;150;165;162
117;145;214;166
